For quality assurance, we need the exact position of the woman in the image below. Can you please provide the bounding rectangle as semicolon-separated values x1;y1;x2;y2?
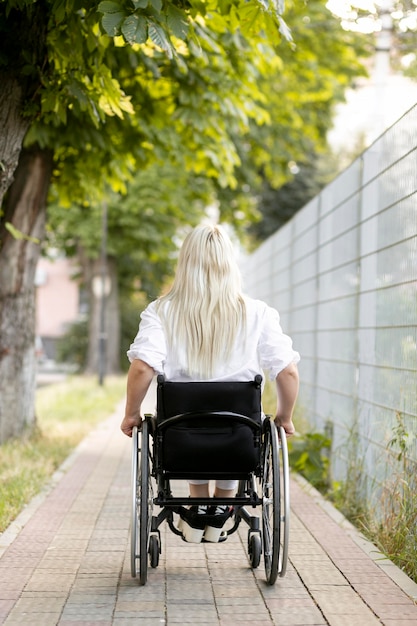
121;223;299;542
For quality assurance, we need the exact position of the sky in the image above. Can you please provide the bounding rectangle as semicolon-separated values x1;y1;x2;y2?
326;0;380;32
325;0;417;152
326;0;417;33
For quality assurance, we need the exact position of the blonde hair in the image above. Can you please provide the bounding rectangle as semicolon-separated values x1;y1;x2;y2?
157;224;246;379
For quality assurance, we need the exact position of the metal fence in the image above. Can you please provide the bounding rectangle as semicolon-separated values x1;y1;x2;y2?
242;103;417;510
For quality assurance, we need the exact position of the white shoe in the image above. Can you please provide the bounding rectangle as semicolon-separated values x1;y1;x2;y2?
177;505;208;543
203;505;233;543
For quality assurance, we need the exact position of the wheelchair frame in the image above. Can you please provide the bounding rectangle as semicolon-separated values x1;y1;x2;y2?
130;378;290;586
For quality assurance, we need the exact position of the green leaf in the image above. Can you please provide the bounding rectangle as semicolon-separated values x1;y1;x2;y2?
97;0;126;35
148;22;173;57
97;1;123;14
53;0;67;24
238;4;262;37
122;15;148;44
101;10;125;36
149;0;162;12
66;81;89;108
132;0;149;7
278;15;292;42
166;5;189;40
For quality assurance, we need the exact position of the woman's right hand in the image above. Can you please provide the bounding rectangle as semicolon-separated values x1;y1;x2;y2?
274;415;295;437
120;413;142;437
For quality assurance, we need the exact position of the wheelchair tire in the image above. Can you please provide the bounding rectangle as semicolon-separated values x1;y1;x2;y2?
277;425;290;578
261;419;280;585
131;427;139;579
131;422;152;585
149;534;160;568
248;532;262;569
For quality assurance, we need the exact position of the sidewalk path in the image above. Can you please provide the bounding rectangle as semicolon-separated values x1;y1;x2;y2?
1;400;417;626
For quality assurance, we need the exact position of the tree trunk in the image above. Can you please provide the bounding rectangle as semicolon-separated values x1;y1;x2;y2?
0;77;31;207
0;147;53;444
81;255;121;378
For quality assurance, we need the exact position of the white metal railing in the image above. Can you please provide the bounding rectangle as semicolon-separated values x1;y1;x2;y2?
242;103;417;508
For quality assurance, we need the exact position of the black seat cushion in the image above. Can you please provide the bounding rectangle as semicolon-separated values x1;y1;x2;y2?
162;417;259;473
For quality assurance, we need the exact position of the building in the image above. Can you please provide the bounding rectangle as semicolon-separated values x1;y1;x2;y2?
35;256;81;361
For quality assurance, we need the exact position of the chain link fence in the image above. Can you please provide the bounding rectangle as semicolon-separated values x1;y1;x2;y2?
242;103;417;511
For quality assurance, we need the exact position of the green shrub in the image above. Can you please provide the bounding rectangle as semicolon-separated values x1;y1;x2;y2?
288;432;331;493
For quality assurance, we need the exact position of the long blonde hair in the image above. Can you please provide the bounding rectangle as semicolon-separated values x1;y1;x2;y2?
157;224;246;379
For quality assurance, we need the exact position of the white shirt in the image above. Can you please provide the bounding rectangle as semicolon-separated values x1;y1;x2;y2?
127;296;300;383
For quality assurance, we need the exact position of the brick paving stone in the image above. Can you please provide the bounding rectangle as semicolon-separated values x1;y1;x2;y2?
9;597;65;612
166;616;218;623
357;589;417;607
216;601;268;613
113;616;166;626
214;597;266;606
219;622;274;626
325;617;381;626
0;602;14;620
270;606;327;626
374;605;417;620
59;622;112;626
309;585;381;616
383;621;417;625
3;612;62;624
115;612;165;620
293;562;349;587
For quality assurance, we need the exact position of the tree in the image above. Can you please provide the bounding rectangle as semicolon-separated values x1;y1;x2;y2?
0;0;290;443
248;157;329;241
0;2;135;442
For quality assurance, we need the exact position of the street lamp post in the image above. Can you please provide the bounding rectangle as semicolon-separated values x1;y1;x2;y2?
98;202;108;386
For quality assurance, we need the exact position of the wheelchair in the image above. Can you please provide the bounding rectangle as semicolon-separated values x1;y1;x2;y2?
131;374;290;586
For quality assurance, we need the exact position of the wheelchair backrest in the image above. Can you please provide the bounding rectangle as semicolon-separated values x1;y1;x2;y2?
155;375;263;478
156;374;263;424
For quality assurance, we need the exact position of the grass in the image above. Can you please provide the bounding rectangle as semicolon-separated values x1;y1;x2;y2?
331;472;417;584
0;375;126;533
361;413;417;583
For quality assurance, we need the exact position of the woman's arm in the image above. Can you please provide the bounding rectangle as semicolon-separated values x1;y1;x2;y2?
120;359;155;437
274;361;299;436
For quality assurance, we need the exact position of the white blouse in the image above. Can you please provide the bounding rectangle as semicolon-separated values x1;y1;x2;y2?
127;296;300;383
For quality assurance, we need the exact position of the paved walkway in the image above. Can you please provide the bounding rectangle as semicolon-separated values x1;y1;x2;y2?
1;400;417;626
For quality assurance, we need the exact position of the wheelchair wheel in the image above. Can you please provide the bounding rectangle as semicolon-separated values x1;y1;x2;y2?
277;425;290;578
261;419;280;585
131;421;152;584
149;534;160;568
248;532;262;568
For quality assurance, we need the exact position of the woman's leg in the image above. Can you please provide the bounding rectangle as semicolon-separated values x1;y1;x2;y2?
187;479;238;498
189;482;210;497
214;479;238;498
